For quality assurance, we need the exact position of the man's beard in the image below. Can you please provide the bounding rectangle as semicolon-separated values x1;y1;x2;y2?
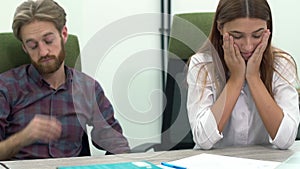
32;40;65;75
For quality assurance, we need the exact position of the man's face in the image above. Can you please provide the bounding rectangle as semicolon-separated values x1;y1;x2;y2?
20;20;67;75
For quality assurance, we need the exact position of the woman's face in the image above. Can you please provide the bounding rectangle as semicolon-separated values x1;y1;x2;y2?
219;18;268;61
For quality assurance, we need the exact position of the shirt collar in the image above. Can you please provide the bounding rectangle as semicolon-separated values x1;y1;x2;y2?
27;64;73;88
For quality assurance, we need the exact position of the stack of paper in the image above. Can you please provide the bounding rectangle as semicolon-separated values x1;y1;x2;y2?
158;153;281;169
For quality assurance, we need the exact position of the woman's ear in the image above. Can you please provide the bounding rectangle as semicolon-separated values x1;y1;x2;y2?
217;22;223;35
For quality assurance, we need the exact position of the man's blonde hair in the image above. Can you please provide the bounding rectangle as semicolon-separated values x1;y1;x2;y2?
12;0;66;41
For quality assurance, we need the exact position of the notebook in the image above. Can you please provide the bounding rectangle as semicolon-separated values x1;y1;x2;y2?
57;161;161;169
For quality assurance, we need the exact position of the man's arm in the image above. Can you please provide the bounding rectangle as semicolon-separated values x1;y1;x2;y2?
90;83;130;154
0;130;29;160
0;115;62;160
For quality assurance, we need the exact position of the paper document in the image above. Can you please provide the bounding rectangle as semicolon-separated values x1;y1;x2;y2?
157;153;280;169
275;152;300;169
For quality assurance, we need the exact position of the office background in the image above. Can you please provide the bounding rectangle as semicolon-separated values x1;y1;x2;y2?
0;0;299;156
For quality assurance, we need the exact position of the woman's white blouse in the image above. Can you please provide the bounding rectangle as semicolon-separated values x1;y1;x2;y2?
187;53;300;150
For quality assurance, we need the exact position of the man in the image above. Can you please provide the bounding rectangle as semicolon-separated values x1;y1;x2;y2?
0;0;130;160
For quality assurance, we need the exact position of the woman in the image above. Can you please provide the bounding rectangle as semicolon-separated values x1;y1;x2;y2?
187;0;299;150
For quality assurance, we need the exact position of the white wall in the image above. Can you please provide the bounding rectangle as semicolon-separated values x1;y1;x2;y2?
172;0;219;13
77;0;163;155
269;0;300;86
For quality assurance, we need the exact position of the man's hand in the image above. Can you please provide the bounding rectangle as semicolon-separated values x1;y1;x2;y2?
20;114;62;146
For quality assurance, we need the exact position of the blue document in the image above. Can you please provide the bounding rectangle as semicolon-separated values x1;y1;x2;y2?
57;161;162;169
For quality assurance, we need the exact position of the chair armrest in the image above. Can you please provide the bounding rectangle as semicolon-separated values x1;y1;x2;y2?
130;143;161;153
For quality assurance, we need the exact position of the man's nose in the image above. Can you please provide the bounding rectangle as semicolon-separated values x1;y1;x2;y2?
38;42;49;56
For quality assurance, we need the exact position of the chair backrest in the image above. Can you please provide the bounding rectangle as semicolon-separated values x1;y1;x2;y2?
297;126;300;140
168;12;215;60
0;32;90;156
297;102;300;140
0;32;81;73
159;12;215;151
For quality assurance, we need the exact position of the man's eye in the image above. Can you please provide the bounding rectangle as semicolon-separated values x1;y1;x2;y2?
31;46;37;50
26;42;38;49
45;40;53;45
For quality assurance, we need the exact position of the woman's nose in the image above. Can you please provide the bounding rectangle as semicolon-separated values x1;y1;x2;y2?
242;38;254;52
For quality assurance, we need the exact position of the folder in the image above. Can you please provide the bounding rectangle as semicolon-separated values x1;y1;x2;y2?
57;161;161;169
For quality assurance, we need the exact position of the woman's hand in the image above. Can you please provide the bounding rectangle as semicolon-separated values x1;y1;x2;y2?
223;33;246;82
246;29;271;80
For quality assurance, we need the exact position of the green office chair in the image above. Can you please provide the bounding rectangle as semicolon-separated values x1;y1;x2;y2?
296;102;300;140
131;12;215;152
168;12;215;60
160;12;215;150
0;32;90;156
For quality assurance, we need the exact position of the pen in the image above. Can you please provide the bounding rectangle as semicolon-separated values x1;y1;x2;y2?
161;162;187;169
